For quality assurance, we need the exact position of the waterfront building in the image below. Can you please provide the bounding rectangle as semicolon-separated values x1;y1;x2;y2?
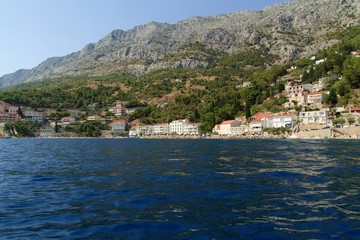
152;123;169;135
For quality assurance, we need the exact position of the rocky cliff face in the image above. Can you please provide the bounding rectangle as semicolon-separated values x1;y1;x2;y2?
1;0;359;88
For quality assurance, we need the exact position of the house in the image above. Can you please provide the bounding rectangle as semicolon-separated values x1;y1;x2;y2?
61;116;76;125
39;127;56;138
111;120;127;133
284;92;308;108
184;123;199;135
0;112;21;123
136;125;152;136
307;92;324;106
315;58;326;65
169;119;189;135
24;111;47;123
109;105;127;117
287;66;298;72
129;129;137;137
8;106;19;114
152;123;169;135
313;78;326;91
249;120;263;134
212;120;240;135
87;115;102;121
349;107;360;115
264;113;297;128
0;103;21;123
299;108;332;125
252;112;272;121
285;81;313;95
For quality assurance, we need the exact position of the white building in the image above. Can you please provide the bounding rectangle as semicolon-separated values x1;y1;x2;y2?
299;109;332;125
249;120;263;134
152;123;169;135
39;128;55;138
136;125;153;136
169;119;189;135
24;111;47;122
184;123;199;135
265;114;297;128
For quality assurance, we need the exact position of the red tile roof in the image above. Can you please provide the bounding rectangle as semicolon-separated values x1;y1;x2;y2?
251;119;262;123
221;120;236;125
112;120;127;124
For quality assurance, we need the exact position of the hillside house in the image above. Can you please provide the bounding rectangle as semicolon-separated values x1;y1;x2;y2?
284;92;308;108
111;120;127;133
0;102;21;123
285;81;313;95
61;116;76;125
24;111;47;123
252;112;272;121
109;105;127;117
87;115;102;121
307;92;324;107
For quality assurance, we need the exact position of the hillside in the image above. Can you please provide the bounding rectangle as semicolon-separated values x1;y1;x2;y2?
1;25;360;135
0;0;360;88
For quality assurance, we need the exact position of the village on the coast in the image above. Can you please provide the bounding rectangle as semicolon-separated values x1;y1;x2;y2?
1;82;360;140
1;53;360;139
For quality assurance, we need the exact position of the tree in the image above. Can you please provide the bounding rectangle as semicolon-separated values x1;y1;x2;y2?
343;57;360;88
328;88;338;107
16;107;24;118
245;102;251;120
334;118;346;127
3;123;12;132
277;83;285;93
13;121;34;137
348;117;356;127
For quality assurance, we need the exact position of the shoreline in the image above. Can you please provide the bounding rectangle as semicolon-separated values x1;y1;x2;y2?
1;136;359;140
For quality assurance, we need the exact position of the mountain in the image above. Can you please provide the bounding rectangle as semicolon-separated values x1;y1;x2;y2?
1;0;359;88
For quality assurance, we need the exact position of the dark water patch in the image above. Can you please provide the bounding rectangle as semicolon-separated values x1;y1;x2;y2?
0;138;359;239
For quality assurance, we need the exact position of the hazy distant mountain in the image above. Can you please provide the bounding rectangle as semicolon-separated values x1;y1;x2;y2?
1;0;359;88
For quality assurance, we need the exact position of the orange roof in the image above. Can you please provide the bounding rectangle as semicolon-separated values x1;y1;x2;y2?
112;120;127;124
221;120;236;125
251;119;262;123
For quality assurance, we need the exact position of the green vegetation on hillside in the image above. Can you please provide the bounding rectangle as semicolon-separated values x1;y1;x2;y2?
1;26;360;133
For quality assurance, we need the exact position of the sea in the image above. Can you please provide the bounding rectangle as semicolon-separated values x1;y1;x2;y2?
0;138;359;239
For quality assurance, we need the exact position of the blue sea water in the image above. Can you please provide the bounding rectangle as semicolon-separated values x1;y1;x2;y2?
0;138;359;239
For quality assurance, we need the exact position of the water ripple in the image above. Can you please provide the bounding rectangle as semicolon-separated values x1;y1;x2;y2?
0;139;359;239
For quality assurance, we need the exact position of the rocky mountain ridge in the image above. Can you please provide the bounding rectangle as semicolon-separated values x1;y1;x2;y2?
1;0;359;88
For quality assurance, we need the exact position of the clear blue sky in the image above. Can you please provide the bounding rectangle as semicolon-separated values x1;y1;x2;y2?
0;0;289;77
